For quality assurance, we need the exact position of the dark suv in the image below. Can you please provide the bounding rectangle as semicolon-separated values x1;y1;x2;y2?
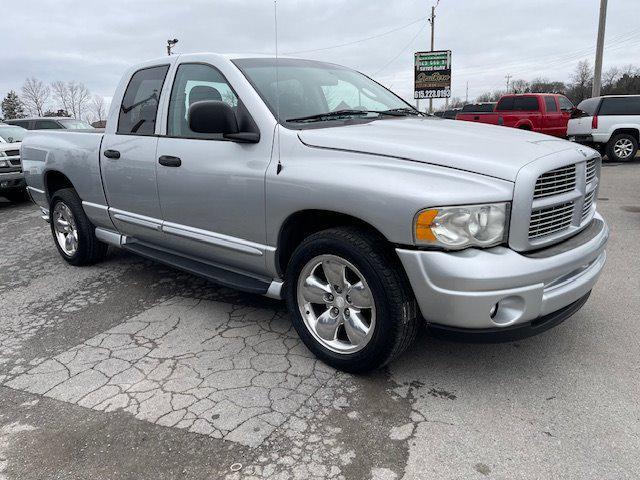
6;117;94;130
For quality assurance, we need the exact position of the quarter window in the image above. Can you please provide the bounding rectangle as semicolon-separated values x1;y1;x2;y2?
599;97;640;116
558;96;574;111
512;96;539;111
34;120;61;129
544;96;558;112
167;63;239;139
118;65;169;135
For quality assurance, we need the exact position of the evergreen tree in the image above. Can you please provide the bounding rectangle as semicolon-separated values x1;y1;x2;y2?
1;91;26;120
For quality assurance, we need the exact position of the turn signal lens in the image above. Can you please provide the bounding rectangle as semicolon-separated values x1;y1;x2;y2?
415;209;438;241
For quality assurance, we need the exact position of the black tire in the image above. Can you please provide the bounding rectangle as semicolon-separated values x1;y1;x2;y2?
606;134;638;162
49;188;108;266
284;226;419;373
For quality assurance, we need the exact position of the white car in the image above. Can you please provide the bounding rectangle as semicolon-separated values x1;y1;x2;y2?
0;123;27;201
568;95;640;162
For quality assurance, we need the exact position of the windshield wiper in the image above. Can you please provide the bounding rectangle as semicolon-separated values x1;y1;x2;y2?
286;109;372;123
375;108;422;116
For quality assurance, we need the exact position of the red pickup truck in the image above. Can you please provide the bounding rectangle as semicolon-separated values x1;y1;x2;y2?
456;93;575;137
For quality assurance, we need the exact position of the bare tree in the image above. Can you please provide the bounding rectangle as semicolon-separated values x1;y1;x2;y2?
51;80;71;114
511;79;530;94
90;95;109;123
67;81;91;119
568;60;593;103
21;78;50;116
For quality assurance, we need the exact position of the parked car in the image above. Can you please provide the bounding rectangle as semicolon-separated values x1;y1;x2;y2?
460;102;496;113
22;53;608;372
456;93;575;137
568;95;640;162
434;108;462;119
6;117;94;130
0;123;27;201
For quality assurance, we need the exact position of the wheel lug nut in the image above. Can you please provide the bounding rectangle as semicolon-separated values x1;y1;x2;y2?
327;294;334;301
331;307;339;315
334;286;342;294
344;308;350;317
346;295;351;303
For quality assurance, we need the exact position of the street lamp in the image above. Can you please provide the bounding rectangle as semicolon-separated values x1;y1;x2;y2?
167;38;179;56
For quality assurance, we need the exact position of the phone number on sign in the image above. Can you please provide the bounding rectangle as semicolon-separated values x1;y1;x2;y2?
414;89;451;99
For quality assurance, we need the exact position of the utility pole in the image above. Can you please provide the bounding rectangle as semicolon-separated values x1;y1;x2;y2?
427;5;436;114
505;74;512;93
592;0;608;97
465;81;469;104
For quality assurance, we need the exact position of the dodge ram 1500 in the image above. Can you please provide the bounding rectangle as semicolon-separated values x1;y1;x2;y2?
22;53;608;372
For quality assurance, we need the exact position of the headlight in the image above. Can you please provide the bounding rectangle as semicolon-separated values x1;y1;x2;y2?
414;203;509;249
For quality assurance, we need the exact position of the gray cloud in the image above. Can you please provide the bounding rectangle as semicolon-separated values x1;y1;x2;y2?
3;0;639;108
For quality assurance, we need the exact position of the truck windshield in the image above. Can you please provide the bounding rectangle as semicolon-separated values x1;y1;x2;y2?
233;58;417;126
0;125;27;143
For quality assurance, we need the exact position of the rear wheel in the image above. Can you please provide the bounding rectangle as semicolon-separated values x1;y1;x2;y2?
285;227;419;373
606;134;638;162
49;188;108;266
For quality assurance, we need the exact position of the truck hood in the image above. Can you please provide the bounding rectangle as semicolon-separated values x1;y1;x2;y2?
297;117;577;182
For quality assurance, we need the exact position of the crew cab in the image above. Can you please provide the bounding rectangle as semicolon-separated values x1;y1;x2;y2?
22;54;608;372
568;95;640;162
0;123;27;201
456;93;575;137
6;117;94;131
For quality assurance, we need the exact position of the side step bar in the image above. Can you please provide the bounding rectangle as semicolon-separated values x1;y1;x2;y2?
122;241;272;296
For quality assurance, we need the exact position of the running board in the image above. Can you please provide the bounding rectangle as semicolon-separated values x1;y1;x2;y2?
122;241;271;295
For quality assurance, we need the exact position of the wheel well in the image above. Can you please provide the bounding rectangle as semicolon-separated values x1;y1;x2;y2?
276;210;389;276
611;128;639;143
45;171;74;201
518;124;531;130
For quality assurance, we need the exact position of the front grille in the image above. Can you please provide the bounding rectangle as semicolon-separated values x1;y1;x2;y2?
582;190;596;220
4;149;19;157
533;164;577;199
9;158;21;166
585;158;597;184
529;202;574;239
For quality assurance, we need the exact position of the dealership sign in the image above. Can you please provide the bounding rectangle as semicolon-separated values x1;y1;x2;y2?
414;50;452;99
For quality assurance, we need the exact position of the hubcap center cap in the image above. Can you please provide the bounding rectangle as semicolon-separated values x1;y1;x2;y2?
336;296;346;308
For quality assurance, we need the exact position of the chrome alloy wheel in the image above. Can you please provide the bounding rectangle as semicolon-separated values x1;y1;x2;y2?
297;254;376;354
614;138;634;159
53;202;79;256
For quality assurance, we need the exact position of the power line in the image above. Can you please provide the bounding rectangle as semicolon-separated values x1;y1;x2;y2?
284;16;428;55
373;22;427;76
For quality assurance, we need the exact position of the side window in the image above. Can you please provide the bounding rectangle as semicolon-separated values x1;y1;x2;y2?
34;120;61;129
496;97;514;111
513;96;539;111
558;96;574;111
167;63;239;139
118;65;169;135
599;97;640;116
544;96;558;112
10;120;29;129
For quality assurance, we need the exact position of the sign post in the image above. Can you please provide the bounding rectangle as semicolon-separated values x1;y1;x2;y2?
414;50;452;113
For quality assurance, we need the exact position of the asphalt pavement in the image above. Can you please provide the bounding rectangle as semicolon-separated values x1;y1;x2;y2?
0;160;638;480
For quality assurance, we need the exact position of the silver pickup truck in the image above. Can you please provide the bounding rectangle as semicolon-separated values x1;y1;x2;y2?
22;53;608;372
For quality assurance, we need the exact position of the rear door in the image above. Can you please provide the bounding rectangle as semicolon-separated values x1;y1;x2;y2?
542;95;564;137
100;64;170;243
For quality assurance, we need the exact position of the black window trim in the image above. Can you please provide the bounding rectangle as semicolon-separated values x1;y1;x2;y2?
116;64;171;137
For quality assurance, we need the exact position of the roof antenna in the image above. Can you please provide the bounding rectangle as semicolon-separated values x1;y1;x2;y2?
274;0;283;174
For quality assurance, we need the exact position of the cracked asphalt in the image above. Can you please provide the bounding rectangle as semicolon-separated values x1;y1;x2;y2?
1;161;639;480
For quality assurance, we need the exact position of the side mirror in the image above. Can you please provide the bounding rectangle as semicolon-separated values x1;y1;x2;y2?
188;100;260;143
189;100;239;135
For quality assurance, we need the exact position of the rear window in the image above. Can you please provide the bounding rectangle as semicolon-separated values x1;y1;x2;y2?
598;97;640;116
544;96;558;112
498;96;539;111
576;98;600;116
461;103;495;113
118;65;169;135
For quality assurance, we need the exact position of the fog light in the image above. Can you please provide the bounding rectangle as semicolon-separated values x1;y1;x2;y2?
489;303;498;318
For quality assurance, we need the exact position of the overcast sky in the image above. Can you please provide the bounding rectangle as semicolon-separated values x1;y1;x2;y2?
3;0;639;110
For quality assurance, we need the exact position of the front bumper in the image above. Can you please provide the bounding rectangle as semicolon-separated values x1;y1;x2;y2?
0;172;26;193
396;214;608;332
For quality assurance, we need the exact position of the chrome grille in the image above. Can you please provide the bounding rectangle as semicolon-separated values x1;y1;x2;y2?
582;190;596;220
585;158;597;184
533;164;577;199
529;202;574;239
5;149;19;157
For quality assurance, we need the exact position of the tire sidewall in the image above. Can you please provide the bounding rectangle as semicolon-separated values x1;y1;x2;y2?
285;234;404;372
49;189;94;266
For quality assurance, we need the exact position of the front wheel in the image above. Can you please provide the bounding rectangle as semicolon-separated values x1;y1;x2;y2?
606;134;638;162
49;188;108;266
285;227;419;373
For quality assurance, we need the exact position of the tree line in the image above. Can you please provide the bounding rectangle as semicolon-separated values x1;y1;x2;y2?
445;61;640;110
1;78;109;124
